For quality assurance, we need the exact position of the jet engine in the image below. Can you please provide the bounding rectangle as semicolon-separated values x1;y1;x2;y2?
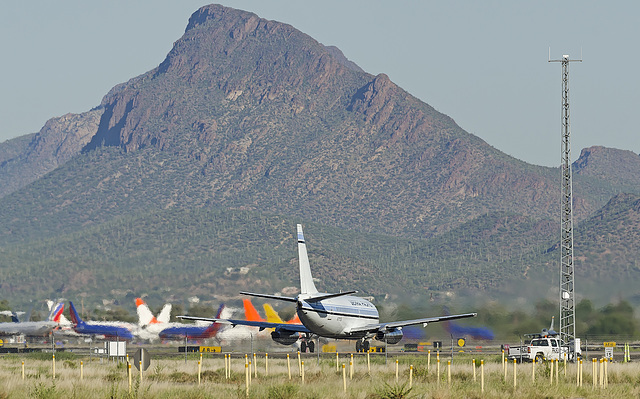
271;330;299;346
375;328;404;344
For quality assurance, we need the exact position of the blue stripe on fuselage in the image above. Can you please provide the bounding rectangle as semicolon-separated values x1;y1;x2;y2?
299;301;378;320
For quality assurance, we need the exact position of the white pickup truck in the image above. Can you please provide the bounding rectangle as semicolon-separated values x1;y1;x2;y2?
507;336;581;362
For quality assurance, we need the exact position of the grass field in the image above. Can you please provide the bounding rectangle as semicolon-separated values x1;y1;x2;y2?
1;352;640;398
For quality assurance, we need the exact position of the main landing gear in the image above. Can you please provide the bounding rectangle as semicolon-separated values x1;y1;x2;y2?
300;339;315;353
355;339;370;353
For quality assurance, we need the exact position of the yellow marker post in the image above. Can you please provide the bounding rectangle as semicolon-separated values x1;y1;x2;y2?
301;361;305;384
549;359;553;385
564;353;567;377
579;359;583;387
592;358;596;389
52;354;55;380
472;358;476;382
555;359;559;385
532;357;536;382
350;353;354;378
604;358;608;388
501;349;505;374
504;357;507;382
248;361;252;385
22;360;25;380
350;359;353;380
481;360;484;393
297;351;301;377
336;352;339;372
245;363;249;397
395;359;399;383
287;353;291;380
139;360;142;383
367;351;371;374
80;360;84;380
427;350;431;372
437;357;441;386
513;358;517;388
342;364;346;392
197;360;201;386
253;353;257;378
599;358;603;388
128;363;132;393
448;360;451;386
265;353;269;376
409;365;413;389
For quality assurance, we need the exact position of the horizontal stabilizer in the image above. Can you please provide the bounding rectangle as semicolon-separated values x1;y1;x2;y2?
304;291;358;302
240;292;297;303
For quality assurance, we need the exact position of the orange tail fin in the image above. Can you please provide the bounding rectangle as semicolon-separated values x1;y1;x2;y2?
243;299;264;322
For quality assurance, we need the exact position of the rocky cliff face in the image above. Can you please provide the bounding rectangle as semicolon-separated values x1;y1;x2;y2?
574;146;640;189
0;109;102;198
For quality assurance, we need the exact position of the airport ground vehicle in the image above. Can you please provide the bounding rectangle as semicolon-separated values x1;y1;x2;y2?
506;317;581;362
508;336;581;362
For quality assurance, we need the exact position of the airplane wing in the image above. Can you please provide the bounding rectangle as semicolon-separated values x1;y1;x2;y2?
178;316;311;333
346;312;478;334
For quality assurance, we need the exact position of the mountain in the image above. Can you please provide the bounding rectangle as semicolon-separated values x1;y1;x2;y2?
1;4;640;309
0;109;102;198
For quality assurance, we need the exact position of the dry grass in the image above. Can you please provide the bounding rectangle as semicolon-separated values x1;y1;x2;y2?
1;353;640;398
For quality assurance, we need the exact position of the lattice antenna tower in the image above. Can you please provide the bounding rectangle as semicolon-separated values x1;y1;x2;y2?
549;51;581;344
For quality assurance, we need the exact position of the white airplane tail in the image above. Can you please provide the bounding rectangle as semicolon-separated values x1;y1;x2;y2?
297;224;318;295
157;304;172;324
136;298;156;327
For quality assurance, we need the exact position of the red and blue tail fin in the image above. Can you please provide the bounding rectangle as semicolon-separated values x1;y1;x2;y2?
49;303;65;322
215;303;224;318
202;304;225;338
68;301;83;326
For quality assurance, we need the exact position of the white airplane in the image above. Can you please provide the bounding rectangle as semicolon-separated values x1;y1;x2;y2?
182;224;477;352
0;302;64;337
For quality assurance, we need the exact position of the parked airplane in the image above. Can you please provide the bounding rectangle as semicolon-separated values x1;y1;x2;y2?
182;224;477;352
0;302;65;337
69;302;134;340
159;304;225;341
136;298;171;327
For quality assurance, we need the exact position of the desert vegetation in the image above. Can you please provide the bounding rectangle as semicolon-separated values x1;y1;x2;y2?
1;351;640;398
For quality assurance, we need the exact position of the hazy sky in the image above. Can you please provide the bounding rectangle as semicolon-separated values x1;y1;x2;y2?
1;1;637;167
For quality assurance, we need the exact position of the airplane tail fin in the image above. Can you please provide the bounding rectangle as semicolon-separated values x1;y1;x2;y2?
157;304;172;324
215;303;225;318
297;224;318;295
136;298;157;326
263;304;285;323
549;316;555;332
203;303;225;338
48;302;65;322
68;302;83;326
243;299;264;322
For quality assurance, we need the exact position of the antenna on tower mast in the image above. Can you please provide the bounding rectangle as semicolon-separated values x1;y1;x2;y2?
549;51;582;345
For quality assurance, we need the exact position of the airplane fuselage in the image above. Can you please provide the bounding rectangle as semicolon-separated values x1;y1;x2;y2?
0;321;58;337
74;322;134;340
297;294;379;339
